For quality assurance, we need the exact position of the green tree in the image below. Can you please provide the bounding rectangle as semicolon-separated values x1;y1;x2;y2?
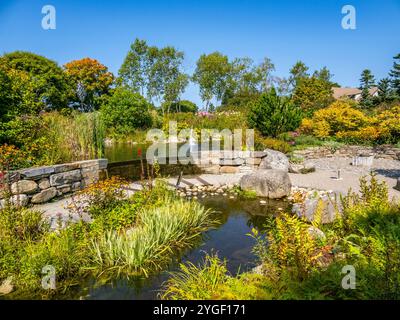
289;61;309;90
163;100;198;113
292;76;333;115
248;88;302;137
389;53;400;97
376;78;393;104
119;39;188;109
0;69;12;121
192;52;231;110
0;51;69;113
119;39;150;95
100;87;152;135
359;69;376;108
148;46;188;110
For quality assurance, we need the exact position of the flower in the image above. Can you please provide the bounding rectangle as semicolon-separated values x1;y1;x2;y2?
137;148;142;157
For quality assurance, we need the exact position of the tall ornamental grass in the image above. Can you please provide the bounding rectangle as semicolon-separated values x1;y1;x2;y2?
43;111;105;164
91;196;217;277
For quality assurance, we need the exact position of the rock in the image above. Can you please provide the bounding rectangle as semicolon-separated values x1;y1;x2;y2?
259;149;289;172
0;199;7;209
31;187;57;204
395;178;400;191
240;169;291;199
246;157;262;165
38;178;51;190
220;166;239;174
20;166;54;179
252;265;264;275
219;158;244;166
308;226;326;240
57;184;71;194
53;163;81;174
11;180;38;195
10;194;29;207
50;170;81;187
0;277;14;295
72;181;82;191
289;162;316;174
292;195;338;223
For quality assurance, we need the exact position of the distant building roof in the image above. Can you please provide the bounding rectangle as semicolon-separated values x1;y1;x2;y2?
332;87;378;100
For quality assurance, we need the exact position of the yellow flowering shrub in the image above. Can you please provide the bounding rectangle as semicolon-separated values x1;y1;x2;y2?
299;101;400;144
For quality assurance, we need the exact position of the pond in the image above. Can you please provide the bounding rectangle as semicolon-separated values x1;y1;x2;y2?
71;196;290;300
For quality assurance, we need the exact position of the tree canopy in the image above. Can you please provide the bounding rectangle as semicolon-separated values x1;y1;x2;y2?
64;58;114;111
0;51;69;113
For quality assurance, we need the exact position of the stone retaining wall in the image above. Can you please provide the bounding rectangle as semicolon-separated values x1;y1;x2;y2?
0;159;108;208
292;145;400;161
190;151;269;174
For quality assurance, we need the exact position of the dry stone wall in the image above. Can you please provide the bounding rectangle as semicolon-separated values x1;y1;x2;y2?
0;159;108;207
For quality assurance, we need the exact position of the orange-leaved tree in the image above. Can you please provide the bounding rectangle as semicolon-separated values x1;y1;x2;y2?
64;58;114;111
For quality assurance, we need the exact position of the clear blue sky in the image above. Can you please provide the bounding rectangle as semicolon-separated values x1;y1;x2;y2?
1;0;399;106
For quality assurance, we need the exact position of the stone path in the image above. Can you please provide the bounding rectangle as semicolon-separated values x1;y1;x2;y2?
34;157;400;218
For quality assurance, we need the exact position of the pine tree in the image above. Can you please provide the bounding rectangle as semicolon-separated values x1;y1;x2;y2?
377;78;392;103
359;69;375;108
389;53;400;96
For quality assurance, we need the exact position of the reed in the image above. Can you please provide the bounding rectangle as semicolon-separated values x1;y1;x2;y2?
91;196;217;277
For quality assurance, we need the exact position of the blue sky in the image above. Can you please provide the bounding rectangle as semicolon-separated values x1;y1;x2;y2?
1;0;399;106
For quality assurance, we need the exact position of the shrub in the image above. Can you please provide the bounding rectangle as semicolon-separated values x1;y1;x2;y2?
248;88;302;138
292;77;334;115
0;144;30;171
164;100;198;113
300;100;370;139
254;132;291;153
100;87;152;135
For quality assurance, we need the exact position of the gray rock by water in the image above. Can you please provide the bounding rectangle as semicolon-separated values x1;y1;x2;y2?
31;187;57;204
292;195;338;224
240;169;291;199
11;180;38;195
259;149;289;172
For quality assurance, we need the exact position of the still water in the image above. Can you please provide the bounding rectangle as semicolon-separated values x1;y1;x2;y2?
76;196;289;300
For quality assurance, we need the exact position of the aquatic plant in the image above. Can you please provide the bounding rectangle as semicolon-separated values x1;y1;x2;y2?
91;196;217;277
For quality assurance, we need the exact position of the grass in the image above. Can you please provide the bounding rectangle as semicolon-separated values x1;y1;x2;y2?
161;254;272;300
43;111;105;164
91;195;217;277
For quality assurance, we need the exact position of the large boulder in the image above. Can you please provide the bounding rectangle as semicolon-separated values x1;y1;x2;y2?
259;149;289;172
11;180;38;195
240;169;291;199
